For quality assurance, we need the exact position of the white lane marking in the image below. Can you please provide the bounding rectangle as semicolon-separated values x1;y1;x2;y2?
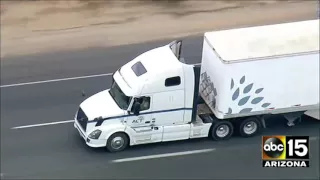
0;63;201;88
111;148;215;163
0;73;112;88
11;120;74;129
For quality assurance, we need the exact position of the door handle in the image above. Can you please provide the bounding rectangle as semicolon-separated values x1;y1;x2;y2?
145;121;150;124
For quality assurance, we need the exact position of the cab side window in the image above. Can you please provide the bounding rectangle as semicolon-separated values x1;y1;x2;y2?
165;76;181;87
139;97;151;111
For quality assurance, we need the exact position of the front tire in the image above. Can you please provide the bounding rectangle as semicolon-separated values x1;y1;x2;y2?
106;132;129;152
211;121;234;141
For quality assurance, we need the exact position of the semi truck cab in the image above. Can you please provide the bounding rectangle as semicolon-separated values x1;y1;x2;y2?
74;41;213;152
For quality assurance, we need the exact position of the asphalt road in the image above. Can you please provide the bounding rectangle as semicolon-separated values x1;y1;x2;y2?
1;35;319;179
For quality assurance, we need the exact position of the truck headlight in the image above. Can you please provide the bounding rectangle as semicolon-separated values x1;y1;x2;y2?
88;130;102;139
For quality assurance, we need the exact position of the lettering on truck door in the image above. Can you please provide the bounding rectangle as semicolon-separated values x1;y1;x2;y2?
125;96;163;144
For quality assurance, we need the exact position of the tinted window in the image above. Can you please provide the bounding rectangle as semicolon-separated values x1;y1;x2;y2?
131;61;147;76
109;80;132;110
139;97;151;111
165;76;181;87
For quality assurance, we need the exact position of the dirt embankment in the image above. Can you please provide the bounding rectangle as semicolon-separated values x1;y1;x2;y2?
0;0;318;57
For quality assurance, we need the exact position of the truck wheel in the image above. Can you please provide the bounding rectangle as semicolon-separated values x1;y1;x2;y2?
238;117;261;138
106;132;129;153
211;121;234;141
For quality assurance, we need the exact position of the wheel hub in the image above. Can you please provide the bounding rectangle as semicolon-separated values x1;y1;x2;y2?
216;124;230;138
243;121;257;135
111;136;124;150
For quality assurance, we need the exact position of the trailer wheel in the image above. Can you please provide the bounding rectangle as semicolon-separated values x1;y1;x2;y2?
238;117;261;138
211;121;234;141
106;132;129;153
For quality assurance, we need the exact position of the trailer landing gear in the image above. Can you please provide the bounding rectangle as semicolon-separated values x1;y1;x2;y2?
283;112;304;127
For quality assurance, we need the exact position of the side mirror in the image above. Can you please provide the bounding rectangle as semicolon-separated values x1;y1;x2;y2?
132;102;141;116
81;90;86;97
93;116;103;121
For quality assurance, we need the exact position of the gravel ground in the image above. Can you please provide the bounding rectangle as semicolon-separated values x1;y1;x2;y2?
1;0;317;57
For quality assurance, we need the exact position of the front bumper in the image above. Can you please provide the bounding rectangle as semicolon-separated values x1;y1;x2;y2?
74;120;106;148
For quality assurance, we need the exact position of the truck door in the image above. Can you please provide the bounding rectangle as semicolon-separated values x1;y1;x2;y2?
125;96;163;144
151;90;191;142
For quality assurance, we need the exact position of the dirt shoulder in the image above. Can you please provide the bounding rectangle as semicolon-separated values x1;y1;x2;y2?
1;0;317;58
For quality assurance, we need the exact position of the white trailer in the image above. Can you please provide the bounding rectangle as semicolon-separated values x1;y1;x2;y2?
74;19;319;152
200;19;319;124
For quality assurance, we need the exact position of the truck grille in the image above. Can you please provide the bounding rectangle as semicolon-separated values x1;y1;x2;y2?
76;108;88;132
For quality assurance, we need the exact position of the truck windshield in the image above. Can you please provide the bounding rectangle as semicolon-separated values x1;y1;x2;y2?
109;81;132;110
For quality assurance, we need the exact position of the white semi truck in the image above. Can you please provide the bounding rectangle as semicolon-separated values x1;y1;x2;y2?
74;19;319;152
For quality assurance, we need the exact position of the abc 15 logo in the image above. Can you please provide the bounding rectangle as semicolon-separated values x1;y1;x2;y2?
262;136;309;160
